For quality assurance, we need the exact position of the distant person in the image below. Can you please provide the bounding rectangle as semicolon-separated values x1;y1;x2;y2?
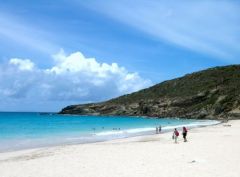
159;125;162;133
156;127;159;134
172;128;179;143
182;126;188;142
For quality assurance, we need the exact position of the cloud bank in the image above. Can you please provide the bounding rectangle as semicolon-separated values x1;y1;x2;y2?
0;51;151;111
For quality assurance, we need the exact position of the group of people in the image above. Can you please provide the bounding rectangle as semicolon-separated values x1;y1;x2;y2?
156;125;188;143
172;127;188;143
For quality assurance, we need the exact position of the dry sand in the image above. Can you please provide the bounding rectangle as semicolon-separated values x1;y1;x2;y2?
0;120;240;177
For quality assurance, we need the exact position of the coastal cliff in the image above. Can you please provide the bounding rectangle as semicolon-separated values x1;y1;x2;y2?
59;65;240;119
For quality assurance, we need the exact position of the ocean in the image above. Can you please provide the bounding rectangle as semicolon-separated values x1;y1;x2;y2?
0;112;219;152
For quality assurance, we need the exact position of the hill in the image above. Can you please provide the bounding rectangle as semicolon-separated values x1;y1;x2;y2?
59;65;240;119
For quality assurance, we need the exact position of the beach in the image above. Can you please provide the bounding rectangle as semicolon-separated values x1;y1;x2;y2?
0;120;239;177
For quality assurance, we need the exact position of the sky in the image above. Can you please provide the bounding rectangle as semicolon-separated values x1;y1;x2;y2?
0;0;240;112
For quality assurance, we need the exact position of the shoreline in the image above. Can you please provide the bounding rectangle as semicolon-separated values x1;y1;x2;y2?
0;119;220;153
0;120;239;177
59;112;226;121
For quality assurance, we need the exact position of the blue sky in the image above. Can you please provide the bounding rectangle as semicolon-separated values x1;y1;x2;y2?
0;0;239;112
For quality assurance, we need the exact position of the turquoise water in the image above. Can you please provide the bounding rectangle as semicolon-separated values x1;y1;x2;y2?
0;112;219;152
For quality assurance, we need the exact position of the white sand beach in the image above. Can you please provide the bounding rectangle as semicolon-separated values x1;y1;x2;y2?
0;120;240;177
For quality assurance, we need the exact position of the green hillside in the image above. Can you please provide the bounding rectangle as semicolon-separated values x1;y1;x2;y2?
60;65;240;119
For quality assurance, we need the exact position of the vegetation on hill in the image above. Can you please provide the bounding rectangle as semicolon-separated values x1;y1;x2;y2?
60;65;240;119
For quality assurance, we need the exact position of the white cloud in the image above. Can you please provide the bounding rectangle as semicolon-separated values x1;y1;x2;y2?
80;0;240;61
0;51;151;111
49;50;123;76
9;58;35;71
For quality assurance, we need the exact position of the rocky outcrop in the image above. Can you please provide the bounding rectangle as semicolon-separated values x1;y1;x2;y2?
59;65;240;120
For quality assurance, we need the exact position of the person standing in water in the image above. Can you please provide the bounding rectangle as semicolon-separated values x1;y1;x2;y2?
156;127;159;134
172;128;179;143
182;126;188;142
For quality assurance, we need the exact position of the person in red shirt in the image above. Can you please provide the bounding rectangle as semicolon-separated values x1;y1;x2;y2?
172;128;179;143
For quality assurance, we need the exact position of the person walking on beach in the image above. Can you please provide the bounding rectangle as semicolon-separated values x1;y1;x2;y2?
156;127;159;134
182;126;188;142
172;128;179;143
159;125;162;133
